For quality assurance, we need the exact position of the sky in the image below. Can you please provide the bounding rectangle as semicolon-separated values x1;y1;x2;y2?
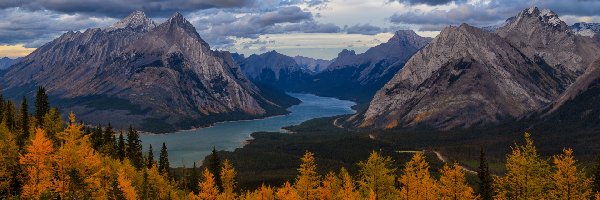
1;0;600;59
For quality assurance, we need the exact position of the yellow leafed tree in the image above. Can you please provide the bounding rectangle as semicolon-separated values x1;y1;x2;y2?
337;167;357;200
199;168;219;200
319;171;341;200
219;159;237;200
438;163;476;200
277;181;299;200
0;125;20;196
494;133;551;200
53;113;103;198
549;148;592;199
358;151;397;200
295;151;320;200
117;169;138;200
20;128;55;199
398;152;438;200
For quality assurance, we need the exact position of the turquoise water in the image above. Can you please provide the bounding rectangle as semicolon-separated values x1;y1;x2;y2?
140;93;356;167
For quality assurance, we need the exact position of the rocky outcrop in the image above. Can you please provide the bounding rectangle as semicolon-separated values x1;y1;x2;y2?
1;11;295;133
354;7;600;130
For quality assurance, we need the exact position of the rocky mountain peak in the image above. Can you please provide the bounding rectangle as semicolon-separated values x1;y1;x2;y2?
389;30;430;47
571;22;600;37
504;7;567;30
110;10;157;31
337;49;356;59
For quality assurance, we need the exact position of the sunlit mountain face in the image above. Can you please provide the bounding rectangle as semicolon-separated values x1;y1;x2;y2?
2;1;600;199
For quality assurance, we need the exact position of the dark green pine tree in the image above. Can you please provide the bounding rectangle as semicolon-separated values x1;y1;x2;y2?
147;144;154;169
117;133;126;162
478;147;494;200
34;86;50;127
101;124;116;156
126;126;144;169
158;142;170;177
591;155;600;194
2;101;16;133
18;96;30;150
0;93;4;124
189;162;199;194
206;146;223;191
90;125;103;150
139;170;157;199
108;175;126;200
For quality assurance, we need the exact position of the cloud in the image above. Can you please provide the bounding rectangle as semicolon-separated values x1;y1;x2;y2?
345;24;384;35
0;0;255;18
388;0;464;6
0;8;115;47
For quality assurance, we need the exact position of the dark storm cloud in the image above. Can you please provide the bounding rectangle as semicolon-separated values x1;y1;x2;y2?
0;0;255;18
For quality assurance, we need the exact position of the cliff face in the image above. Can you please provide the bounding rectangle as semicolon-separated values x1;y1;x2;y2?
355;8;600;130
1;11;294;133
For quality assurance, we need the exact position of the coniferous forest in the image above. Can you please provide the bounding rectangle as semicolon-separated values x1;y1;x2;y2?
1;88;599;199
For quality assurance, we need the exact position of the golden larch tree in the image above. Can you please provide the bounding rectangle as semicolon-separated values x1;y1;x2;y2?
358;151;397;200
319;171;341;200
199;168;219;200
117;169;138;200
494;133;551;200
337;167;357;200
20;128;55;199
220;159;237;200
438;163;477;200
398;152;438;200
295;151;320;200
277;181;299;200
549;148;592;199
0;125;21;196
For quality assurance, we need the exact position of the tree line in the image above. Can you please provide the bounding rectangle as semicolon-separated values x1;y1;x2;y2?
2;88;600;199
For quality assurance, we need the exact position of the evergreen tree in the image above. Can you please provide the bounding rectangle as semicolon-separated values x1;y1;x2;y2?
2;101;16;133
0;124;22;198
18;96;29;150
101;124;115;156
42;108;62;145
90;125;103;150
189;162;199;194
295;151;320;200
34;87;49;127
0;93;4;123
146;144;154;169
206;146;222;191
158;142;170;177
126;126;143;169
108;175;126;200
117;133;126;161
592;155;600;194
478;147;494;200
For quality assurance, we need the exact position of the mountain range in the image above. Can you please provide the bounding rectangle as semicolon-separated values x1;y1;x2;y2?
0;11;298;133
0;57;19;70
351;7;600;130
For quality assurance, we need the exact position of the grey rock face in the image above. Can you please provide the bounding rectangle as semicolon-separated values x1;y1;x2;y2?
1;12;287;133
356;7;600;130
570;22;600;37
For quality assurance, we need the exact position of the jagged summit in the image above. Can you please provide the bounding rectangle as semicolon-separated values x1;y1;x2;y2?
110;10;157;31
504;7;566;29
571;22;600;37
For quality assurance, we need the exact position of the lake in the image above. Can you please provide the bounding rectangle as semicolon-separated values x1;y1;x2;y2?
140;93;356;167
